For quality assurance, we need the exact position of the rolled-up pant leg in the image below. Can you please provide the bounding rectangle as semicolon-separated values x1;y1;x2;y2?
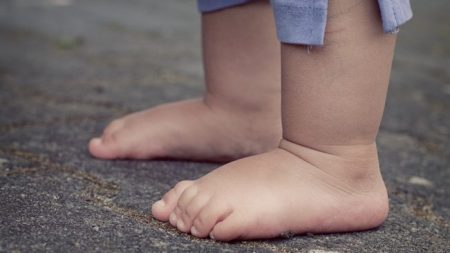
197;0;413;46
271;0;328;45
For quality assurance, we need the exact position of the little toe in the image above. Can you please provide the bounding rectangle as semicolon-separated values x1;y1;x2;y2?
191;200;232;238
152;180;194;221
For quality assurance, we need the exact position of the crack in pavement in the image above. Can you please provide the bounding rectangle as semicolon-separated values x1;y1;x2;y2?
0;148;119;192
0;148;295;252
0;148;162;230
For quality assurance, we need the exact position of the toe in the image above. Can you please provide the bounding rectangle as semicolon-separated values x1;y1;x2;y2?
152;180;194;221
178;192;211;234
169;212;178;227
88;119;128;159
210;212;247;241
176;185;199;210
88;137;102;156
173;207;187;231
88;137;111;158
89;125;127;159
103;119;125;136
190;199;232;238
174;185;199;233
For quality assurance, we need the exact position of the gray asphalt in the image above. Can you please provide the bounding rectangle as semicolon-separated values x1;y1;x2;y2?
0;0;449;252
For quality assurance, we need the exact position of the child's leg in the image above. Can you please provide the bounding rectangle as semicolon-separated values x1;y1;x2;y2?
153;0;395;240
88;0;281;162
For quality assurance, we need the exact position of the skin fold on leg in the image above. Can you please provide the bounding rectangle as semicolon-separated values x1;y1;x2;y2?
88;0;281;162
153;0;397;241
281;0;396;148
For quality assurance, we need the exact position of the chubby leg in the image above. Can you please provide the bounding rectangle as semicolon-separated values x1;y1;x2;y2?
89;0;281;162
153;0;396;241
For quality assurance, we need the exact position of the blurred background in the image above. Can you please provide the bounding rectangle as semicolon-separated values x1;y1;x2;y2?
0;0;449;252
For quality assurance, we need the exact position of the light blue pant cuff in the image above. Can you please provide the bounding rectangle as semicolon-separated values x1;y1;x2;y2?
272;0;328;45
377;0;413;33
197;0;250;12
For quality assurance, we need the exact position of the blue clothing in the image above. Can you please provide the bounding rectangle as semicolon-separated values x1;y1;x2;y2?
198;0;413;45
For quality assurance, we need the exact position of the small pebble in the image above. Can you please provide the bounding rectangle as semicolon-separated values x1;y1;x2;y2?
408;176;433;187
0;158;8;166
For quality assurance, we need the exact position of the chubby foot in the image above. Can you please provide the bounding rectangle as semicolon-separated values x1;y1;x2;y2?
152;140;389;241
89;98;281;162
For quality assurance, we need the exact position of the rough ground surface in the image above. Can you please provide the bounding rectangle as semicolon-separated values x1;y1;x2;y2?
0;0;449;252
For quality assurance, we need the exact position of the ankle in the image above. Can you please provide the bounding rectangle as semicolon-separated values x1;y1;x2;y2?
203;88;280;116
279;138;383;188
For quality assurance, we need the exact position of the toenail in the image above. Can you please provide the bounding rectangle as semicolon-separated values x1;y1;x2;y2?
209;232;215;240
169;213;177;225
191;226;199;236
154;200;165;208
91;138;102;145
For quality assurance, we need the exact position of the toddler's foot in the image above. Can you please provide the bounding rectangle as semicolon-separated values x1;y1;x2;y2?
152;139;388;241
89;98;281;161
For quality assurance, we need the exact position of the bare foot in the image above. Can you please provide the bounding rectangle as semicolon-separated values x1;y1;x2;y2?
152;139;388;241
88;98;281;162
89;0;281;162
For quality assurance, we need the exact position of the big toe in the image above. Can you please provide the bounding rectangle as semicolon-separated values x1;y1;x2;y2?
152;180;194;221
88;136;122;159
